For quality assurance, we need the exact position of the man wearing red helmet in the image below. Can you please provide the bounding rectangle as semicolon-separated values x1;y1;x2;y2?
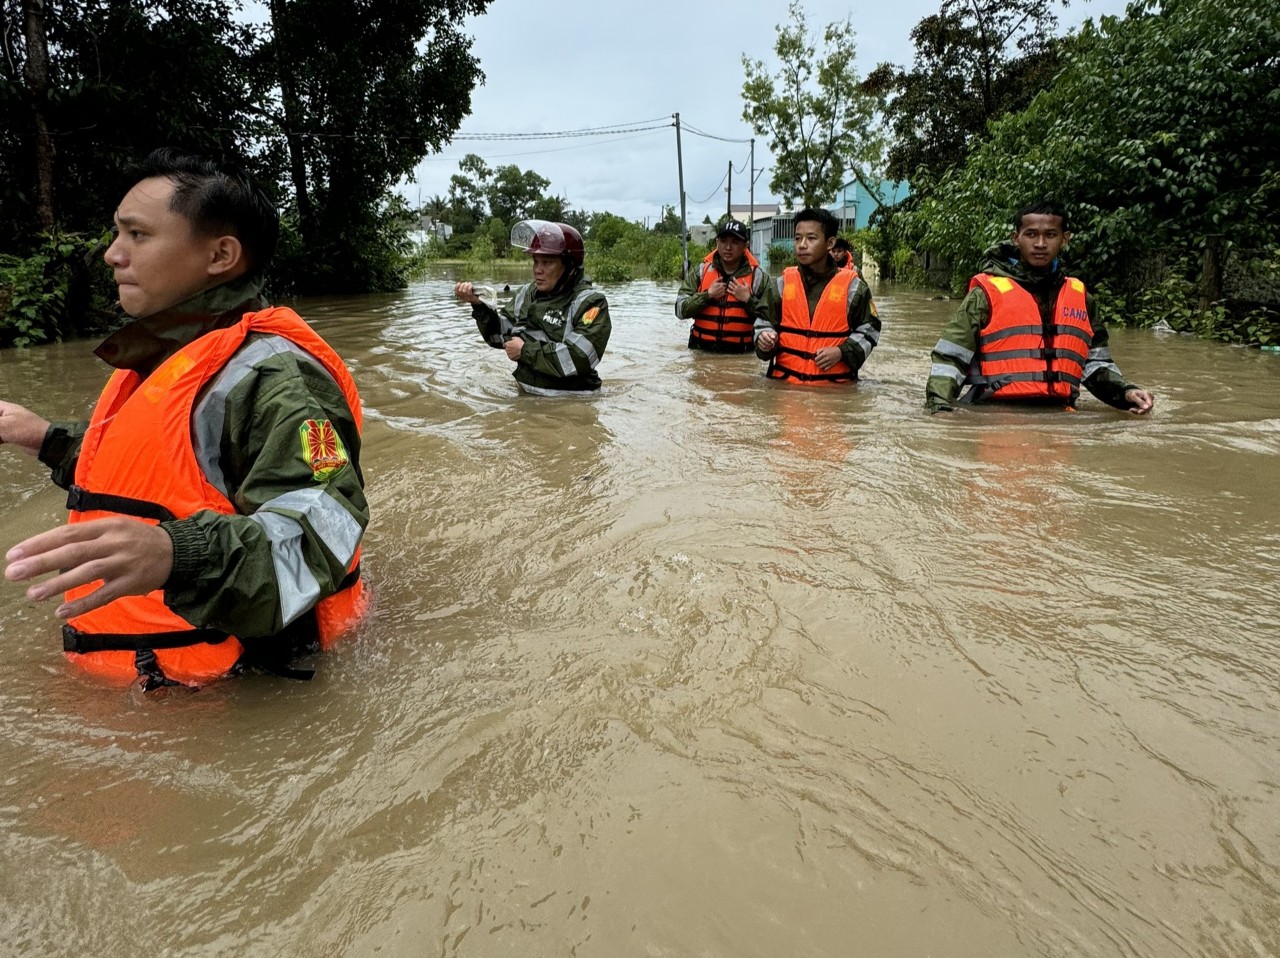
455;220;611;395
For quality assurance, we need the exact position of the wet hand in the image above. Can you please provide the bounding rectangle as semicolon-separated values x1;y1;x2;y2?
5;517;174;619
707;280;728;301
0;400;50;456
756;329;778;352
814;346;843;370
1125;389;1154;414
454;282;481;304
504;337;524;362
727;279;750;302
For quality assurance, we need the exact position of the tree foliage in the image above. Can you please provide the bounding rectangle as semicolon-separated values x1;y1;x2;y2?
905;0;1280;339
863;0;1065;189
741;0;884;207
0;0;497;325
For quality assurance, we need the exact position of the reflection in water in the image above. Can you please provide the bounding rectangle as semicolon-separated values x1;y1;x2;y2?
0;276;1278;956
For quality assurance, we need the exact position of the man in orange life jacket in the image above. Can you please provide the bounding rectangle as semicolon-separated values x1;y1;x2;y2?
754;207;881;383
0;149;368;689
675;219;774;353
925;201;1155;414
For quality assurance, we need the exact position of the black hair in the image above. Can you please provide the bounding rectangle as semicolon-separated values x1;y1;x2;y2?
793;207;839;240
832;236;854;253
1012;201;1070;233
126;148;280;277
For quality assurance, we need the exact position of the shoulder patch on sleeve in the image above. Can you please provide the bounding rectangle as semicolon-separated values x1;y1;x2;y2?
300;419;350;482
582;306;601;325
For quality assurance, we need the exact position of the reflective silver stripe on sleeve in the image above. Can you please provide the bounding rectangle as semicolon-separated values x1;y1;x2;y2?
752;266;767;295
521;329;551;343
1083;360;1121;380
562;290;602;370
930;363;967;384
849;322;880;355
194;335;338;500
249;486;363;626
775;275;786;297
674;265;705;316
845;277;864;310
933;339;974;364
1087;346;1113;361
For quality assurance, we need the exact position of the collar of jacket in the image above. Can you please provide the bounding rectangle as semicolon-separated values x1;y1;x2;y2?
982;242;1067;286
94;275;268;376
798;255;837;288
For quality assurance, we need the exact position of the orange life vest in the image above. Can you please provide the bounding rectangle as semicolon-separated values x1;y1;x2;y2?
690;249;762;350
969;273;1092;401
768;266;859;384
62;307;366;686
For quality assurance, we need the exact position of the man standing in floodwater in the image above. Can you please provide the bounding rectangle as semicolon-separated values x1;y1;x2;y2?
675;219;774;353
754;207;881;384
455;220;611;395
925;201;1155;414
0;149;368;689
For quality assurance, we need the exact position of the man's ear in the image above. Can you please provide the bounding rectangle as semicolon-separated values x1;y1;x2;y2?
1010;229;1020;244
207;235;245;279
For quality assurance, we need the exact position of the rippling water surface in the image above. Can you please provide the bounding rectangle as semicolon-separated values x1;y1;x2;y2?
1;272;1277;957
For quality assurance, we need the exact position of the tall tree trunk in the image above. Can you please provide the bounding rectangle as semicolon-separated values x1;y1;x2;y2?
268;0;314;244
22;0;54;231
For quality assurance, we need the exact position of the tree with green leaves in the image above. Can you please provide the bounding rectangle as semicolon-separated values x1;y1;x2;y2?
907;0;1280;341
741;0;884;208
260;0;494;292
863;0;1064;189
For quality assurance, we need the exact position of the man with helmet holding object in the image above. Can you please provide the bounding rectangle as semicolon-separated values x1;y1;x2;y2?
455;220;611;395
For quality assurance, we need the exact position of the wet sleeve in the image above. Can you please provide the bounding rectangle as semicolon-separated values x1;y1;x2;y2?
473;301;515;349
518;295;611;379
839;281;881;376
160;355;367;639
925;289;986;413
754;278;782;360
37;420;87;490
1080;294;1140;409
674;266;710;319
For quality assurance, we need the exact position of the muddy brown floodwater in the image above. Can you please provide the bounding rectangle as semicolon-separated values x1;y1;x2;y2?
0;272;1277;957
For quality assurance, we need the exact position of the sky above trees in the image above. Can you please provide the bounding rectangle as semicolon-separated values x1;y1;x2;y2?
400;0;1132;224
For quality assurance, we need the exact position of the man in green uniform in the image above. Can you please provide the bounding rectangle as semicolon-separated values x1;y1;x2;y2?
0;149;367;686
675;219;775;353
455;220;610;395
925;201;1155;414
754;207;881;382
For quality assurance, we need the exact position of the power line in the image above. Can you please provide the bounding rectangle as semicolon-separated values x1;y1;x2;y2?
681;121;752;144
415;129;669;162
688;168;729;205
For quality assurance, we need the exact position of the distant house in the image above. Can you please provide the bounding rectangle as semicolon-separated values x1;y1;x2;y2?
830;178;910;232
751;178;910;258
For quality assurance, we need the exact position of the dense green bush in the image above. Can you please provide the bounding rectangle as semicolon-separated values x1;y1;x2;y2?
900;0;1280;344
0;232;116;347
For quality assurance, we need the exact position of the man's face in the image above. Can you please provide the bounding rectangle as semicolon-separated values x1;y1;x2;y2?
716;235;746;269
1012;213;1070;269
103;177;225;318
531;253;566;292
793;220;833;268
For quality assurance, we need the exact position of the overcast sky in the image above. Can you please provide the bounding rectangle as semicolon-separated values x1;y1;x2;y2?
401;0;1131;225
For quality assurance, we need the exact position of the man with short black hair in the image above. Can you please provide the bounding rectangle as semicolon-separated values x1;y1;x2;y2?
925;200;1155;414
754;207;881;383
0;149;368;688
675;219;774;353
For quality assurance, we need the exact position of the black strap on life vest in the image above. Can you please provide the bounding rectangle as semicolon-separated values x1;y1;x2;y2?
66;484;176;523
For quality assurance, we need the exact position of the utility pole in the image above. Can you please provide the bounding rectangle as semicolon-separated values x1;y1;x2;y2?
674;112;688;279
749;138;756;257
726;161;733;220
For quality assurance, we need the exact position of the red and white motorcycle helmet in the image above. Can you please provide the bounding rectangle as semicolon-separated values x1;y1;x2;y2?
510;220;585;266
